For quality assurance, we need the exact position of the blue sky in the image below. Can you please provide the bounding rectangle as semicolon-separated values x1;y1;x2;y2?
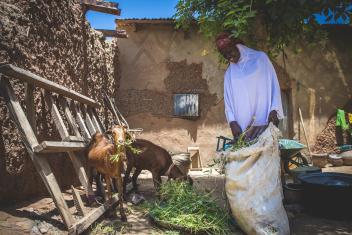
86;1;350;30
86;0;179;30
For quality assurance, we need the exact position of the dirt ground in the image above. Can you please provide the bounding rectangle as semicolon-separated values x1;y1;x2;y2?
1;168;352;235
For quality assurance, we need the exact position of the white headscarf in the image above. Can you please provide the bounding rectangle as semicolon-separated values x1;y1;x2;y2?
224;44;284;131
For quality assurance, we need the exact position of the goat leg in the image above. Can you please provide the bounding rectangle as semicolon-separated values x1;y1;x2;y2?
95;172;105;199
123;164;132;198
115;176;127;222
132;168;142;193
152;173;162;191
104;175;112;202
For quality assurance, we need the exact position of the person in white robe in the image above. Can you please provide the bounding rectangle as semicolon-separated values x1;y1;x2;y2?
216;33;283;140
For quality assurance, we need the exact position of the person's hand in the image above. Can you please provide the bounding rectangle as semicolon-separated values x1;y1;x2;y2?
245;125;267;141
268;110;279;127
229;121;242;139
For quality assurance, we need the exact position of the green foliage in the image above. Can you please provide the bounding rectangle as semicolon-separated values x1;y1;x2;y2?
175;0;352;56
109;135;141;163
146;181;231;234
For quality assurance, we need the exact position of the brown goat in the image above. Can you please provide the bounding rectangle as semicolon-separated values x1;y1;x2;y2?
87;126;127;221
123;139;191;196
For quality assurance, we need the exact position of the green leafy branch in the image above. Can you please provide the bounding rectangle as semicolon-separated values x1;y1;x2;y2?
109;135;141;163
175;0;352;57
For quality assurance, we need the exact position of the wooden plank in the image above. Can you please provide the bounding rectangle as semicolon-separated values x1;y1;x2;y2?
0;77;39;148
68;195;119;235
92;108;106;132
45;93;70;140
71;102;91;140
81;104;96;136
63;136;85;142
0;64;99;107
81;3;121;15
68;151;95;200
80;0;118;8
95;29;128;38
0;77;75;228
54;98;93;200
87;107;102;133
71;186;87;216
59;96;82;138
25;83;36;134
33;141;86;153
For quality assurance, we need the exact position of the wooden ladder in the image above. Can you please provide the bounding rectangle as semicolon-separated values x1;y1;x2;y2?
0;64;118;234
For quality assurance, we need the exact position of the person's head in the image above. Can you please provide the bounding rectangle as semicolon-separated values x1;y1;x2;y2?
215;32;243;63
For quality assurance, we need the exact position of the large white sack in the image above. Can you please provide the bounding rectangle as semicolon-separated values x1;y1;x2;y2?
221;123;289;235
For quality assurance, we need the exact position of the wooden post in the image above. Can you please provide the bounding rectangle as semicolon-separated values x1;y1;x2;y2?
299;107;312;157
25;83;36;134
0;77;74;228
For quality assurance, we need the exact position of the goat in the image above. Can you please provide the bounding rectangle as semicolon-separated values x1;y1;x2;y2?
123;138;192;196
87;125;127;221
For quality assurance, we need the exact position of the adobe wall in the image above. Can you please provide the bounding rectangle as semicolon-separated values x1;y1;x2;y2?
116;23;352;161
0;0;119;203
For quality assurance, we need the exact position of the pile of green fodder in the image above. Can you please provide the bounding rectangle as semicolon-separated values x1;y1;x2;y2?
147;181;231;235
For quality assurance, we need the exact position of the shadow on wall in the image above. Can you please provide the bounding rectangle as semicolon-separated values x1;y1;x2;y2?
116;60;219;142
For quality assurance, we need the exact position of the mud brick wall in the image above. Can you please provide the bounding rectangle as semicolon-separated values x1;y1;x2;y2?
0;0;119;203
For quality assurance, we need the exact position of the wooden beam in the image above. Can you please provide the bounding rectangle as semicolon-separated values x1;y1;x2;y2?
68;195;119;235
92;108;106;132
0;64;99;107
0;77;75;228
95;29;128;38
0;77;39;149
52;96;93;200
88;107;102;133
71;101;91;140
45;93;70;140
25;83;36;134
71;186;87;216
63;135;85;142
81;0;121;15
33;141;86;153
59;96;83;139
81;0;119;8
81;104;96;136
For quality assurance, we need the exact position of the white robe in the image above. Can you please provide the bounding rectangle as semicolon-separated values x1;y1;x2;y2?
224;44;284;131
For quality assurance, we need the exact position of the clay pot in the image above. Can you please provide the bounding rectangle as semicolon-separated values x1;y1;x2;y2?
328;154;343;167
340;151;352;166
311;153;328;168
